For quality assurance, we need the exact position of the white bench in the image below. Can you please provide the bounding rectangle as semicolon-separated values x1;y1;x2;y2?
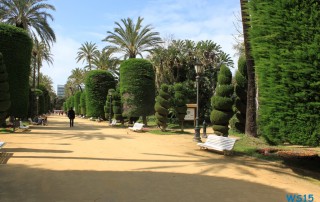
110;119;117;126
19;121;29;129
0;141;6;149
128;123;144;132
197;135;237;154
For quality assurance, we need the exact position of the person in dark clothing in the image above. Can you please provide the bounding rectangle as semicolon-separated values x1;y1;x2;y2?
67;107;75;127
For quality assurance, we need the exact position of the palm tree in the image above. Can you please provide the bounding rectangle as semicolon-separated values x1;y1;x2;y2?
76;42;99;71
240;0;257;137
103;16;162;59
68;68;85;92
0;0;56;46
92;49;120;71
32;39;53;88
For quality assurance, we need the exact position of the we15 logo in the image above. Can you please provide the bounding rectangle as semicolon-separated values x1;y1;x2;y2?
286;194;314;202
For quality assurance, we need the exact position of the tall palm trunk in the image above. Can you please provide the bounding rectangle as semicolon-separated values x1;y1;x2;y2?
240;0;257;137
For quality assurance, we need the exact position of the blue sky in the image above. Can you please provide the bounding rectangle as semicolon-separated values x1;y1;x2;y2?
41;0;241;92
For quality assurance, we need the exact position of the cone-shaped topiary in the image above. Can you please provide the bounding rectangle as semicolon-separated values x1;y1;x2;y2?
112;89;123;122
210;65;234;136
85;70;116;118
0;24;32;118
80;92;86;116
234;56;247;133
104;89;115;120
173;83;188;132
120;58;155;122
0;53;11;127
155;84;171;131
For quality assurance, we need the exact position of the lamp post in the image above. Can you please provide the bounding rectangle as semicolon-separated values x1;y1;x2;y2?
193;63;204;142
108;92;113;124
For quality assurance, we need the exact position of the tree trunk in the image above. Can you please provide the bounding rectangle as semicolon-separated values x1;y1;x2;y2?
240;0;257;137
142;115;147;126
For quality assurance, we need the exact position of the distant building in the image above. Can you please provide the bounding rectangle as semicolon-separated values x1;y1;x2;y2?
57;85;65;98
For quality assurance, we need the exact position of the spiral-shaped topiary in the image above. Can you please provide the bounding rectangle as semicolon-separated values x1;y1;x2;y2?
210;65;234;136
104;89;115;120
155;84;171;131
112;89;123;121
234;56;248;133
173;83;188;132
0;53;11;126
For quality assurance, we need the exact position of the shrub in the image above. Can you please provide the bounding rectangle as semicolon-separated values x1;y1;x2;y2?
155;84;171;131
74;91;81;115
112;89;123;121
85;70;116;117
173;83;188;131
120;58;155;119
80;92;86;115
0;24;33;118
104;89;115;120
210;65;234;136
0;53;11;126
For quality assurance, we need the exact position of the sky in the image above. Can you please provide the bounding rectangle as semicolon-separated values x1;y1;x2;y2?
41;0;242;93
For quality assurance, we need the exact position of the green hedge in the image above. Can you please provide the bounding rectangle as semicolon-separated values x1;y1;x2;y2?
74;91;81;115
155;84;171;131
173;83;188;131
0;52;11;126
120;58;155;118
104;89;115;120
0;23;33;118
79;92;86;115
112;89;122;121
85;70;116;117
249;0;320;146
210;65;234;136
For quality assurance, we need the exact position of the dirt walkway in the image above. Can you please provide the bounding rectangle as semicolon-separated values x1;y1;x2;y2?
0;115;319;202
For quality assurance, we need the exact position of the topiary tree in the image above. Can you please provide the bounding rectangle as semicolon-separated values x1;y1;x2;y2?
79;92;86;116
112;89;123;122
85;70;116;118
120;58;155;125
104;88;115;120
210;65;234;136
74;91;81;115
173;83;188;132
0;53;11;127
154;84;171;131
0;24;33;118
63;102;67;113
233;56;248;133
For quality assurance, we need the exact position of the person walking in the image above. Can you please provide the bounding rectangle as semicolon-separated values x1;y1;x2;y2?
67;107;75;127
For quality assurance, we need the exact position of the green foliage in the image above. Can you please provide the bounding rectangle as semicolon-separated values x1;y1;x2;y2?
210;65;234;136
249;0;320;146
155;84;171;131
85;70;116;117
63;102;67;112
74;91;81;115
120;58;155;118
104;89;115;120
0;52;11;126
0;23;33;118
232;56;248;133
79;92;86;115
173;83;188;131
38;85;49;114
112;89;123;121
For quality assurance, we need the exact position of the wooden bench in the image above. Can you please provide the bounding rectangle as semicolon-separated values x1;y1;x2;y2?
128;123;144;132
197;135;237;155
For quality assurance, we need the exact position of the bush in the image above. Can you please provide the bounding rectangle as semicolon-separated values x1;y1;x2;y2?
74;91;81;115
210;65;234;136
104;89;115;120
155;84;171;131
80;92;86;115
85;70;116;117
120;58;155;118
0;24;33;118
0;52;11;126
112;89;123;121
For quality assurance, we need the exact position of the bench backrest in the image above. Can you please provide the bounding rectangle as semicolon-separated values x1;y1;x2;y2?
133;123;144;129
205;135;237;151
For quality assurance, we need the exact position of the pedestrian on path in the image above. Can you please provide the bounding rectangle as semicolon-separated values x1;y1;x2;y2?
67;107;75;127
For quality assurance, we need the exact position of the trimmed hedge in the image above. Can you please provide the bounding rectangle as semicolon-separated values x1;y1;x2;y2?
0;23;33;118
233;56;248;133
104;89;115;120
155;84;171;131
85;70;116;117
79;92;86;115
74;91;81;115
210;65;234;136
0;52;11;126
173;83;188;131
120;58;155;118
112;89;123;121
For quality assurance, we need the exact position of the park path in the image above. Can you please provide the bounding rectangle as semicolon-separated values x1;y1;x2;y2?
0;115;319;202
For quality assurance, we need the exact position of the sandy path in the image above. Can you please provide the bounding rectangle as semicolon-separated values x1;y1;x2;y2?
0;115;319;202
